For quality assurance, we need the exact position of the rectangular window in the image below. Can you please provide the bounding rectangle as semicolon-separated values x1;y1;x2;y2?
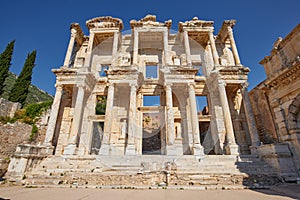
196;96;208;115
195;65;203;76
145;65;158;79
143;95;160;106
95;95;107;115
99;65;109;77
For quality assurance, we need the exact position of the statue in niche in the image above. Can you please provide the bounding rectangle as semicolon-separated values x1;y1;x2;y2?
121;119;127;138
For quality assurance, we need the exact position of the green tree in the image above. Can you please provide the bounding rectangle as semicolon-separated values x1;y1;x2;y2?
9;50;36;105
0;40;15;95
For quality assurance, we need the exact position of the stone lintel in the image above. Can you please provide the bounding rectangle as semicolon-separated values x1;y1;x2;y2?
86;16;123;31
130;14;172;30
216;19;236;43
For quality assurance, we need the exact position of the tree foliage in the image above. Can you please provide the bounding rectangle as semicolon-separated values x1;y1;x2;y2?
0;40;15;95
9;50;36;105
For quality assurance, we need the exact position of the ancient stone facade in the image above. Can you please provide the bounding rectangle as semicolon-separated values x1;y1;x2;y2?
39;15;260;157
250;23;300;172
7;15;300;188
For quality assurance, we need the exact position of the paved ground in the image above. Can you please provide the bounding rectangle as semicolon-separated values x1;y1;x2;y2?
0;184;299;200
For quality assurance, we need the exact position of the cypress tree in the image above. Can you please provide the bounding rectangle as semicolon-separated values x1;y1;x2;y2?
0;40;15;95
9;50;36;105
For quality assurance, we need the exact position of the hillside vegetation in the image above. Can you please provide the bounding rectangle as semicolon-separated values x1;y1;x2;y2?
0;72;53;106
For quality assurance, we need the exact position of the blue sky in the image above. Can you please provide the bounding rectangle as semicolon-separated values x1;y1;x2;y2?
0;0;299;96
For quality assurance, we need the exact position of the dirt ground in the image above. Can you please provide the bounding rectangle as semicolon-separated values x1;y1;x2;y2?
0;184;299;200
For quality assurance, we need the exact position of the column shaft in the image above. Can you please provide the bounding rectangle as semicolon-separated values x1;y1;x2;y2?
188;84;204;155
69;85;85;145
112;31;119;56
84;32;95;69
133;29;139;65
44;85;63;145
102;84;114;145
183;30;192;66
127;84;137;144
165;84;175;145
208;32;219;66
163;30;170;65
242;86;260;147
63;30;76;67
228;27;241;65
218;81;236;145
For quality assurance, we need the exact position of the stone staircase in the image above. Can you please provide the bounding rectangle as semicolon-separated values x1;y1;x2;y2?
13;154;286;189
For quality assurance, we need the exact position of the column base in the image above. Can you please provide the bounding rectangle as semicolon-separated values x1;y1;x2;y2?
225;143;239;155
125;144;136;155
193;143;204;156
99;144;110;156
63;144;78;155
166;144;183;156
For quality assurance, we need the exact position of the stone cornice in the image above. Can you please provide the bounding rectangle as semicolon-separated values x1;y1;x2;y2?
265;61;300;90
130;14;172;29
86;16;123;31
178;17;214;32
216;20;236;43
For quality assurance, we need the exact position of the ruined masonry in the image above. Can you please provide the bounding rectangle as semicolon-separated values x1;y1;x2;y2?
6;15;300;188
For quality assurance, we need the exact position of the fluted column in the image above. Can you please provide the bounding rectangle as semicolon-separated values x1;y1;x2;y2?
183;30;192;66
112;31;119;56
44;84;63;146
163;30;170;65
132;29;139;65
165;84;175;146
188;84;204;156
218;81;239;155
83;32;95;70
208;31;219;66
99;83;114;155
241;84;260;154
227;27;241;65
126;83;137;155
63;29;77;67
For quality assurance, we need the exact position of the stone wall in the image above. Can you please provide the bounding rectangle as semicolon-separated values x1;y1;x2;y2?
0;98;21;118
0;122;32;159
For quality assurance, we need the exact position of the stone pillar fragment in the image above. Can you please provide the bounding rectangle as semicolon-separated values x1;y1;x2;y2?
188;84;204;156
63;29;77;67
218;81;239;155
126;83;137;155
227;27;241;65
99;83;114;155
241;85;260;154
183;30;192;66
44;85;63;146
208;31;219;66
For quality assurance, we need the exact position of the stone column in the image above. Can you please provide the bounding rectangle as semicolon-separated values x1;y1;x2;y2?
188;84;204;156
126;83;137;155
63;29;77;67
208;31;219;66
112;31;119;56
241;85;260;154
218;81;239;155
44;84;63;146
165;84;175;146
227;27;241;65
83;32;95;70
64;85;85;155
99;83;114;155
132;29;139;65
163;29;170;65
183;30;192;66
